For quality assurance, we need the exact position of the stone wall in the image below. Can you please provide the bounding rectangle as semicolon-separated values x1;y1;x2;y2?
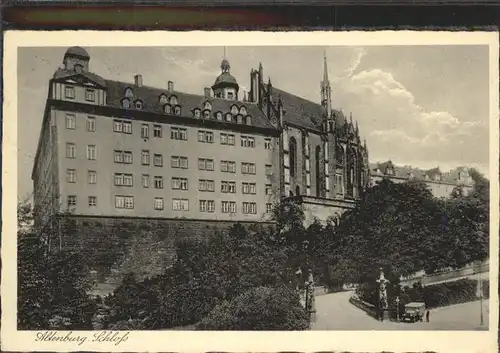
56;215;275;288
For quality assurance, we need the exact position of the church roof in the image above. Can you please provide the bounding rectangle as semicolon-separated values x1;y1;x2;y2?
104;80;274;130
271;87;346;131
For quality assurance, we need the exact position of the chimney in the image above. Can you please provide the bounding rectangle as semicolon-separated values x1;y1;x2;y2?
134;74;143;87
204;87;211;98
168;81;174;93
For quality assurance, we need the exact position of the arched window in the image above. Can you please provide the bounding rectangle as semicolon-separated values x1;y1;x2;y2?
124;88;134;98
216;112;223;121
170;96;178;105
315;146;321;196
236;115;243;124
164;104;172;114
295;185;300;196
122;98;130;109
135;100;143;110
336;145;344;167
246;116;252;125
159;94;168;104
225;113;232;122
289;137;297;178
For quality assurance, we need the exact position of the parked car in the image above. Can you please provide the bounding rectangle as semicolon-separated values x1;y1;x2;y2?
402;302;425;323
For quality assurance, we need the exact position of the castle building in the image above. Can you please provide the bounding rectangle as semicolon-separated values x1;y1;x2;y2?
369;161;474;198
32;47;370;233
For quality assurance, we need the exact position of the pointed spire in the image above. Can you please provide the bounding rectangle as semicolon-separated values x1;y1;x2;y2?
323;51;329;83
243;91;247;102
259;62;263;79
355;120;359;133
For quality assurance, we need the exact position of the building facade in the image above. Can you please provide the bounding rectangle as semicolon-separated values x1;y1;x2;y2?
369;161;474;198
32;47;371;229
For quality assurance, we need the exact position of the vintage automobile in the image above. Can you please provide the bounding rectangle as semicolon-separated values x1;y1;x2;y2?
402;302;426;322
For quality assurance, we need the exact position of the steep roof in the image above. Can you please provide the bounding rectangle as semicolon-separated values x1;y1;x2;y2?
105;80;274;130
271;87;346;131
53;68;107;88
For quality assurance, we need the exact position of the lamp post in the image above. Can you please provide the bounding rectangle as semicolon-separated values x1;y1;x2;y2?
395;296;400;322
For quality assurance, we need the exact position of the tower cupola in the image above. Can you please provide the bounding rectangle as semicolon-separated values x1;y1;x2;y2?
62;46;90;73
212;49;239;100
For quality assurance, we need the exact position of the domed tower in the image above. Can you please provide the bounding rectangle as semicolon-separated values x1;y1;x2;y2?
212;55;239;100
62;46;90;73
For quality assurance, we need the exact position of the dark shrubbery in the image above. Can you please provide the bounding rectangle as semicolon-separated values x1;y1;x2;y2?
420;279;489;308
196;285;309;330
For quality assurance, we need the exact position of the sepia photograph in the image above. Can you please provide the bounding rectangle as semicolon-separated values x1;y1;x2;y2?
2;31;498;352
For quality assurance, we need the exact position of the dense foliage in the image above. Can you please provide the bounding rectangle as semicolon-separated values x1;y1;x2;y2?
196;285;309;330
17;203;96;329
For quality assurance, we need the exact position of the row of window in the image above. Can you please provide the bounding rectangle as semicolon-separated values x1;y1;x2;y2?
67;195;272;214
64;86;96;102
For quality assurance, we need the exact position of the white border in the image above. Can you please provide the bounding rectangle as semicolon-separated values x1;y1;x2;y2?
2;31;499;352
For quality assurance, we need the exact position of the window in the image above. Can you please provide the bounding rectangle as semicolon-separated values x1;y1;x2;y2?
265;165;273;176
67;195;77;207
220;133;235;145
221;160;236;173
141;150;150;165
336;174;344;195
265;184;272;195
153;125;162;138
171;156;188;169
88;170;97;184
240;107;247;115
194;109;201;118
221;201;236;213
242;182;257;194
199;179;215;192
171;177;188;190
171;127;187;140
153;154;163;167
154;176;164;189
266;203;273;214
141;124;149;139
231;106;238;115
113;120;132;134
225;113;232;122
289;137;297;177
236;115;243;124
88;196;97;207
198;158;214;171
66;143;76;158
114;150;132;164
65;86;75;99
87;145;96;160
142;174;150;188
85;89;95;102
246;116;252;125
164;104;172;114
203;110;210;119
198;130;214;143
172;198;189;211
159;94;168;104
265;138;272;150
154;197;164;210
227;92;234;100
216;112;223;121
124;88;134;97
241;135;255;148
221;181;236;193
243;202;257;214
113;120;123;132
241;163;256;175
123;121;132;134
67;169;76;183
86;117;95;132
199;200;215;213
174;106;181;115
114;173;133;186
135;100;143;110
66;114;75;130
115;195;134;209
122;99;130;109
316;146;322;196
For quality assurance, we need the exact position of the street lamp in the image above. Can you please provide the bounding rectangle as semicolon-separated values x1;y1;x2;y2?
395;296;400;322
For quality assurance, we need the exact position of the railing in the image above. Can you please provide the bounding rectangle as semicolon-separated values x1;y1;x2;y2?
349;295;378;319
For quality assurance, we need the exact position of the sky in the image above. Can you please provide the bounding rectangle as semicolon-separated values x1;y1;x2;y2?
18;45;490;201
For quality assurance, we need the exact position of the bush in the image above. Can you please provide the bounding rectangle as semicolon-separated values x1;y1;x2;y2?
196;285;309;331
422;279;489;308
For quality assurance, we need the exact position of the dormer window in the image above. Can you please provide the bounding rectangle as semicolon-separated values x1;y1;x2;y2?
236;115;243;124
225;113;232;122
231;105;238;115
159;94;168;104
227;92;234;100
203;110;210;119
75;64;83;73
204;102;212;111
174;106;181;115
170;96;178;105
124;88;134;98
245;116;252;125
122;98;130;109
240;107;247;115
216;112;223;121
193;109;201;118
164;104;172;114
135;100;143;110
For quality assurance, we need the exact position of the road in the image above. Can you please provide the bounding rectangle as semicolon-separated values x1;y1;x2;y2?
311;290;489;330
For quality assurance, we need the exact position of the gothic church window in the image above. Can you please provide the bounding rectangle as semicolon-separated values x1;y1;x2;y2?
315;146;321;197
289;137;297;178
